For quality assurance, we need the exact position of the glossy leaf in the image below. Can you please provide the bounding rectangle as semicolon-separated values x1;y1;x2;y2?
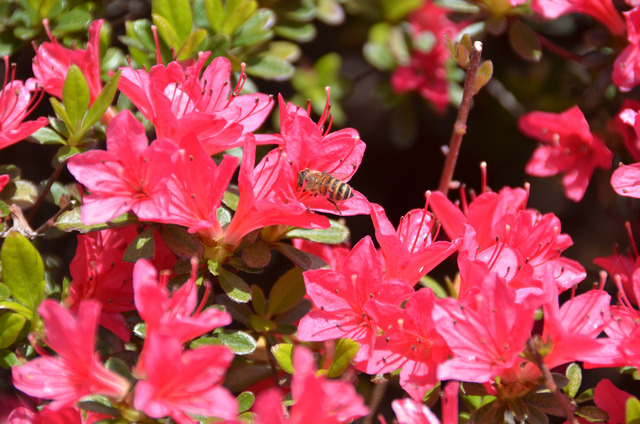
177;28;207;60
474;60;493;94
233;8;275;47
508;20;541;62
564;363;582;398
1;232;44;312
627;397;640;424
152;0;193;43
267;267;305;318
0;313;26;348
81;70;122;134
160;225;204;259
286;218;349;244
250;285;266;316
218;330;257;354
237;392;255;414
575;406;609;422
245;54;295;81
271;343;294;374
222;0;258;35
62;65;90;131
123;227;155;263
241;240;271;269
273;242;327;271
55;208;138;233
327;338;359;378
218;268;252;303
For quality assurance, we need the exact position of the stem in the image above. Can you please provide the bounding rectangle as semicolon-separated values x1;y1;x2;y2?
263;335;282;391
525;337;578;424
438;42;483;196
27;159;68;222
363;380;388;424
538;34;584;64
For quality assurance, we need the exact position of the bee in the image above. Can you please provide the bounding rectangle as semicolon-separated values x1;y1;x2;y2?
297;168;353;214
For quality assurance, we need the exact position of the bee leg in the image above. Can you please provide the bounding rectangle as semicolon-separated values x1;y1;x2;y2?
328;198;342;216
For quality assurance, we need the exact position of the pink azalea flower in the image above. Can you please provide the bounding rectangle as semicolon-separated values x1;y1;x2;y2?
519;105;613;202
297;236;414;361
12;300;129;410
531;0;625;35
613;103;640;161
370;195;459;285
431;260;538;383
391;399;441;424
592;379;634;424
161;134;238;238
259;94;369;216
220;135;329;248
8;406;109;424
65;228;135;341
391;1;464;113
118;52;272;154
594;248;640;305
32;19;103;102
0;174;9;191
134;334;236;424
611;162;640;198
430;187;586;294
253;347;369;424
363;289;451;401
67;110;178;225
133;258;231;346
540;273;613;369
613;7;640;92
0;56;47;150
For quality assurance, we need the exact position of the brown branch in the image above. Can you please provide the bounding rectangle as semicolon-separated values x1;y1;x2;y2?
438;41;483;196
525;337;578;424
27;159;68;222
363;380;388;424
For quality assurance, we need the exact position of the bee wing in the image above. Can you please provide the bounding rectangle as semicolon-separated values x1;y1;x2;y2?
302;189;370;216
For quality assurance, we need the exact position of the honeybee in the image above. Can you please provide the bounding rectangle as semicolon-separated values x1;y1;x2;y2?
297;168;353;214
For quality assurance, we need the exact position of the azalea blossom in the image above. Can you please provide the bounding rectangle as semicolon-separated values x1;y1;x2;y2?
12;300;129;410
363;289;450;401
613;7;640;92
0;56;47;150
613;102;640;161
370;195;459;285
612;162;640;198
253;347;369;424
297;236;414;361
519;105;613;202
220;135;329;248
430;187;586;294
258;93;369;216
0;174;9;191
67;110;178;225
431;260;539;383
531;0;625;35
32;19;104;103
118;52;272;154
134;334;236;424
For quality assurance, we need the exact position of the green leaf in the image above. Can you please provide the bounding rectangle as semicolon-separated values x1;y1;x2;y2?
218;268;252;303
250;284;266;316
8;180;38;209
0;300;35;320
152;13;181;50
327;338;359;378
77;399;122;417
30;126;66;145
105;357;134;382
152;0;193;43
0;283;9;301
317;0;345;25
382;0;421;22
222;0;257;35
0;313;27;348
222;189;239;211
28;0;57;20
271;343;294;374
267;267;306;318
62;65;90;132
627;397;640;424
218;331;257;354
575;406;609;422
53;8;92;33
50;97;71;130
274;22;316;43
564;363;581;398
508;19;542;62
267;41;301;62
245;54;295;81
248;314;276;332
237;392;255;414
55;207;139;233
177;28;207;60
273;242;327;271
0;348;20;368
123;227;155;263
160;225;204;259
204;0;224;33
474;60;493;94
233;8;275;47
286;219;349;244
81;70;122;134
1;232;45;312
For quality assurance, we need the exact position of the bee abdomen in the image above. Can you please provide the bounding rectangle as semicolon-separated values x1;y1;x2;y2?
333;180;353;201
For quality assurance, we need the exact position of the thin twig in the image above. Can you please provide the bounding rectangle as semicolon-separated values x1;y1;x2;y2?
363;380;388;424
437;41;483;196
263;335;282;391
27;159;68;222
538;34;584;64
525;337;578;424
